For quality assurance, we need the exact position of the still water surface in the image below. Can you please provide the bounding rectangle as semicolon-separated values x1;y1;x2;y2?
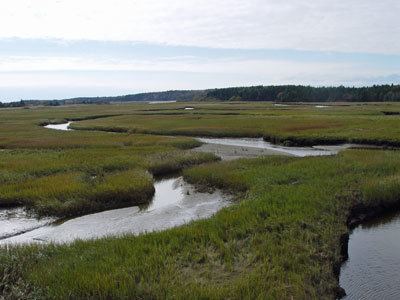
340;211;400;299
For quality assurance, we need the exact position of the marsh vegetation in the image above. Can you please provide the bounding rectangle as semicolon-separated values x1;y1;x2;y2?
1;101;400;299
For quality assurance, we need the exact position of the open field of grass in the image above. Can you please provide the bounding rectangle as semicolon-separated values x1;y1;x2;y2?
72;101;400;146
1;102;400;299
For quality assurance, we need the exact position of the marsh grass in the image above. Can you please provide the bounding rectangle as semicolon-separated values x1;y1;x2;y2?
2;150;400;298
0;149;215;217
362;175;400;207
72;103;400;147
0;103;218;217
1;102;400;299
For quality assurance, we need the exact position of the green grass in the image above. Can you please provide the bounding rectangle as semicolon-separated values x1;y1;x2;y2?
2;150;400;299
1;102;400;299
0;104;216;217
0;148;216;217
72;102;400;146
0;170;155;217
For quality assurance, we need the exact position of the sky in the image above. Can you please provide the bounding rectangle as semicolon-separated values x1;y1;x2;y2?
0;0;399;101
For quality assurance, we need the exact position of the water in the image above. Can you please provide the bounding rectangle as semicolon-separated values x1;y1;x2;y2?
148;100;177;104
340;211;400;299
0;177;230;244
0;208;54;240
196;137;353;157
44;122;72;131
42;121;355;157
274;103;330;108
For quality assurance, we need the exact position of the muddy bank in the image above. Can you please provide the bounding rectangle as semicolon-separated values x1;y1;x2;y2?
192;143;288;160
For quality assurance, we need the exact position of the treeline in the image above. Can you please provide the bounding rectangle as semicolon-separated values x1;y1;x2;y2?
0;90;206;108
206;85;400;102
0;98;112;108
2;85;400;107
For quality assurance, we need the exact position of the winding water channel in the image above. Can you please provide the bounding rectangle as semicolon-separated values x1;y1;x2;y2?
0;177;230;244
3;121;400;297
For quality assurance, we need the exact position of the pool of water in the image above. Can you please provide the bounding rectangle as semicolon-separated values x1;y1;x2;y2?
44;122;72;131
340;211;400;299
0;177;230;245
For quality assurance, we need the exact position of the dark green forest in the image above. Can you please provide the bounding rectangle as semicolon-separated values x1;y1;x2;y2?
2;84;400;107
206;84;400;102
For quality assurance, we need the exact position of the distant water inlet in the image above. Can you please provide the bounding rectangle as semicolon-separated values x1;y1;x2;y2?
196;137;353;157
0;177;231;244
44;122;72;131
148;100;177;104
42;121;356;157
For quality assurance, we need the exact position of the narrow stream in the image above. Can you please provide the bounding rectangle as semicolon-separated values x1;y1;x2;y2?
43;121;354;157
196;137;353;157
0;176;230;244
339;211;400;299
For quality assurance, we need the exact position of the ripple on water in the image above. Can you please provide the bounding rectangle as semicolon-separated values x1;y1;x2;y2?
340;211;400;299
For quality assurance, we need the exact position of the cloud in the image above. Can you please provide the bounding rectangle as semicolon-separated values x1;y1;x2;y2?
0;0;399;54
0;1;398;101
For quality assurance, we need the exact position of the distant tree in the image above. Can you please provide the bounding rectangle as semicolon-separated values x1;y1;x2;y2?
229;96;242;101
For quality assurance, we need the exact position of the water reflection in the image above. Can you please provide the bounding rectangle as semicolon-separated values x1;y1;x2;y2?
340;211;400;299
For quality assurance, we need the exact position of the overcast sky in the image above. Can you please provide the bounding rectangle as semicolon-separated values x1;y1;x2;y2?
1;0;399;101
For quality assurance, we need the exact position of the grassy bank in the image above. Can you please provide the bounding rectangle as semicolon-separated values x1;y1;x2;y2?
0;148;216;217
2;149;400;298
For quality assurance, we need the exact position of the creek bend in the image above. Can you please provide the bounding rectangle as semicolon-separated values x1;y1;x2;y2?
0;176;230;244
